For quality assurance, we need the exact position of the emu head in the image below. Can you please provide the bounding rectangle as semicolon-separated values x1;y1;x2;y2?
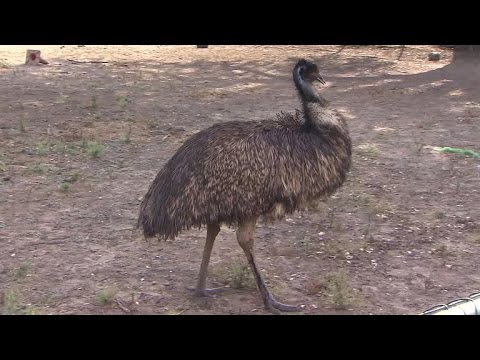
294;58;325;84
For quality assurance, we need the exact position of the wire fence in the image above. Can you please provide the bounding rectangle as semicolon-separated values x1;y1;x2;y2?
422;291;480;315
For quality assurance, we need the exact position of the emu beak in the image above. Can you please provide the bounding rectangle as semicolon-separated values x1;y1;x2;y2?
315;74;326;84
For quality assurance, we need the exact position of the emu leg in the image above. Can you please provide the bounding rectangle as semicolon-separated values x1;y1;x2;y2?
193;223;223;297
237;218;300;313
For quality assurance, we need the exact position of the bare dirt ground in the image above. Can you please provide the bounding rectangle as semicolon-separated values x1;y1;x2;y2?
1;45;479;315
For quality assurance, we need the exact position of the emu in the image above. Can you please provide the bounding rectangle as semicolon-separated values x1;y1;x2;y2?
138;58;352;313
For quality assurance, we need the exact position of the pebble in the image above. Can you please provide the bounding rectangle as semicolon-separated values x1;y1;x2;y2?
428;52;441;61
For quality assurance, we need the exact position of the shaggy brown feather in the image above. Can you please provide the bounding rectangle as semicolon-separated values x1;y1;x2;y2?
138;104;351;240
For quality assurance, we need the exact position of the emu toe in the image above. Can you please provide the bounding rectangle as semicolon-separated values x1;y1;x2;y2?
265;299;301;313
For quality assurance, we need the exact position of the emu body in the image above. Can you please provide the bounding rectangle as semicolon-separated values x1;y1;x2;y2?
138;59;352;313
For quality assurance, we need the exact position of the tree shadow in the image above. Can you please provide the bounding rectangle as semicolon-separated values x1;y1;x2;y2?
298;46;480;108
2;46;479;132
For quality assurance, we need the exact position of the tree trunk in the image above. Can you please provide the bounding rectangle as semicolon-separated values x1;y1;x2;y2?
25;50;48;65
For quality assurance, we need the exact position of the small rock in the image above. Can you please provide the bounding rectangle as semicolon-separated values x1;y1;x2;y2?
428;52;441;61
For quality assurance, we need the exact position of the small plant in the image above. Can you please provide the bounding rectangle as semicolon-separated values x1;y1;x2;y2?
322;269;359;310
432;210;446;220
64;171;81;184
297;235;315;253
35;142;50;156
414;141;424;155
368;201;391;217
2;289;20;315
23;307;41;315
327;206;336;228
2;289;40;315
83;141;105;158
116;95;130;111
59;94;70;103
0;152;6;173
97;287;117;306
59;182;70;193
356;143;380;157
472;233;480;243
324;236;358;256
124;125;132;144
356;194;391;216
356;193;372;206
31;164;47;175
164;309;185;315
19;119;26;133
222;262;256;289
432;244;455;259
16;263;30;279
63;143;82;155
89;95;98;110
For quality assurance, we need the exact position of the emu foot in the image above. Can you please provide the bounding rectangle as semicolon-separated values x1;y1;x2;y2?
265;298;301;314
188;286;226;298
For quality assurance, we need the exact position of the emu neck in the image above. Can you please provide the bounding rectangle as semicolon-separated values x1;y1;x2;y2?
297;83;334;131
293;69;332;130
302;101;340;131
